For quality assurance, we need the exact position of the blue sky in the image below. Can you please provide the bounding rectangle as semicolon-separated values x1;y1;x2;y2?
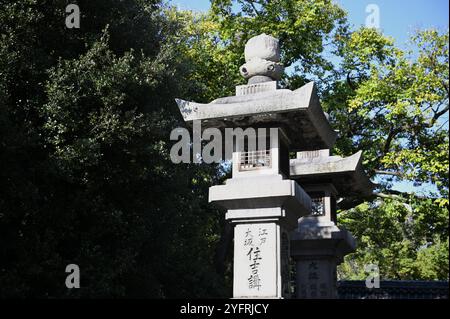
170;0;448;195
172;0;448;33
338;0;448;45
171;0;449;47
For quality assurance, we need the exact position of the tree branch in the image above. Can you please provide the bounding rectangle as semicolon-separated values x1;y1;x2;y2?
382;126;397;156
432;104;450;122
247;0;261;16
346;71;357;90
375;192;406;201
337;189;430;211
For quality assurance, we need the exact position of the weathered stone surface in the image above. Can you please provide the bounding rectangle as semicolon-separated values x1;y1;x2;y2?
291;222;356;299
176;82;337;151
240;58;284;80
209;175;311;228
244;33;281;62
295;257;338;299
240;33;284;82
236;80;277;96
206;121;313;298
214;172;311;298
290;150;375;196
292;220;356;251
248;75;274;84
233;222;283;298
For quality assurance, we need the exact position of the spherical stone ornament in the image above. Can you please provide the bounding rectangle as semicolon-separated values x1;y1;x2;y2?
240;34;284;82
244;33;281;62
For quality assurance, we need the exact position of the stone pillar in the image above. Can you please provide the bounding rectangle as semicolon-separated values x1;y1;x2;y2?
218;176;310;299
229;211;293;298
209;128;311;298
291;230;353;299
295;257;338;299
290;184;356;299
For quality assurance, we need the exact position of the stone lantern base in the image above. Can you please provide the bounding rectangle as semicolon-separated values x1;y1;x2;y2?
290;220;356;299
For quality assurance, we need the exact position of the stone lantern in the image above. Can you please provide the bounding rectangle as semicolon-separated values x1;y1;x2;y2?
289;149;374;298
175;33;373;299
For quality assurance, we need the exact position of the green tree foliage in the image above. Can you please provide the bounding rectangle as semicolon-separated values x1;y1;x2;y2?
331;28;449;193
333;28;449;280
0;0;228;297
338;198;448;280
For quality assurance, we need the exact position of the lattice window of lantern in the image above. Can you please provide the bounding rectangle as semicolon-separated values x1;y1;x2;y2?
239;149;271;171
311;196;325;216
